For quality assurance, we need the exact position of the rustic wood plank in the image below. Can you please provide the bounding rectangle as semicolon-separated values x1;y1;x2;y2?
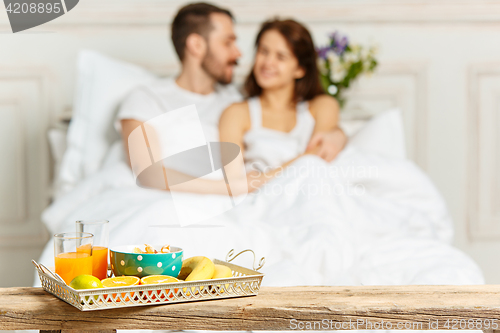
40;331;116;333
2;286;500;330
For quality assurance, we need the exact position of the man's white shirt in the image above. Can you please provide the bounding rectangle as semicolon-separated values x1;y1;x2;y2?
115;77;243;143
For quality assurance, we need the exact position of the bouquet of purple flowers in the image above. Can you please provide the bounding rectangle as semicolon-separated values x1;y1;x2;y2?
317;31;378;108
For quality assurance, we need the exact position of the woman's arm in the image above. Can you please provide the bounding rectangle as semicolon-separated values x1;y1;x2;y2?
218;102;260;192
218;103;250;167
309;94;340;132
306;94;347;161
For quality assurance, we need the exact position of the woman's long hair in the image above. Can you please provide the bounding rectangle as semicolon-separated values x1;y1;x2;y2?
244;19;324;102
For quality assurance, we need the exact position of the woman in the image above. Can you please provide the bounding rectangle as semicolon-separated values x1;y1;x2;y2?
219;19;341;191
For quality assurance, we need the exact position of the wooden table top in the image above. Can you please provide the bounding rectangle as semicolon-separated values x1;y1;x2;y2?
1;285;500;331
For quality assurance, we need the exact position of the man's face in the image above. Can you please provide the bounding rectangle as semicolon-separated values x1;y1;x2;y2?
201;13;241;85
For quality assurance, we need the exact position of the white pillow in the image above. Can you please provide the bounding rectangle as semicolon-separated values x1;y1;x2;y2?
55;50;156;198
341;108;406;159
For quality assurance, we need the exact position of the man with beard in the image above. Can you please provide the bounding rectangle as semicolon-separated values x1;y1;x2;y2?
117;2;347;184
117;3;242;147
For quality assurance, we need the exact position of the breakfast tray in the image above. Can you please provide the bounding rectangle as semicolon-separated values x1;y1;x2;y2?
32;249;265;311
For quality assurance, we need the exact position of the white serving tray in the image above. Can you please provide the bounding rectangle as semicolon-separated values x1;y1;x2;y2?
33;249;265;311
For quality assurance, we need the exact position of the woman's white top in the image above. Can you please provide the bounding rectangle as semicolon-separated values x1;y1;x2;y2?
243;97;315;172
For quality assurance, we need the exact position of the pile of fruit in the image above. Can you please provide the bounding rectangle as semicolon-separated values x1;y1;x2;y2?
69;255;233;294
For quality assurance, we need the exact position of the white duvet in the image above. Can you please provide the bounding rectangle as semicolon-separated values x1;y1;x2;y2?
37;142;483;288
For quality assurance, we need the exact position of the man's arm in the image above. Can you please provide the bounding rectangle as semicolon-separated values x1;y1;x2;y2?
306;95;347;162
122;117;242;195
121;118;176;191
121;119;145;168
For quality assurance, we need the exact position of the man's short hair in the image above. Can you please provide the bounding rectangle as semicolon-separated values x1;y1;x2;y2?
171;2;234;61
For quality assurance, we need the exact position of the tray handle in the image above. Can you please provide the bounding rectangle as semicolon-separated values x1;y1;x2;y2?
32;259;68;285
225;249;265;271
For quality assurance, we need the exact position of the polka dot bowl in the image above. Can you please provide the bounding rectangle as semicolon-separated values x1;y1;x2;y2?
109;245;183;278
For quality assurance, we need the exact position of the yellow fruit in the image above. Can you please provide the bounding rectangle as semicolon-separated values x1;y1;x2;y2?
140;275;179;284
69;274;103;304
177;256;215;296
178;256;215;281
211;264;232;293
212;264;232;279
101;276;140;287
140;275;180;300
101;276;140;302
69;274;104;289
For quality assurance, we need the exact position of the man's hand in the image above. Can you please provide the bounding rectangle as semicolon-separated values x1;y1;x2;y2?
306;127;347;162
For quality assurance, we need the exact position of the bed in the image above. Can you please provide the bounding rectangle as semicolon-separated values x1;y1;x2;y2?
37;49;484;292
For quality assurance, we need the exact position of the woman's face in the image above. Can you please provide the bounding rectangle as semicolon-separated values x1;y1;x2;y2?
253;30;305;91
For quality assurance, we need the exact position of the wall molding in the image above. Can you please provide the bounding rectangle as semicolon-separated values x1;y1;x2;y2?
378;63;427;169
0;99;27;225
0;69;51;245
467;63;500;240
342;62;428;169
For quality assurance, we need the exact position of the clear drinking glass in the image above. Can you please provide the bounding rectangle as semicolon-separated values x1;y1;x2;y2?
54;232;93;285
76;220;109;280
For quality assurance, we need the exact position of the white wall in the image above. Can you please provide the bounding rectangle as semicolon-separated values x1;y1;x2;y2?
1;0;500;286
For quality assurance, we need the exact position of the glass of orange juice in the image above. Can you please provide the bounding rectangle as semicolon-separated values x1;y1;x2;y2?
54;232;94;285
76;220;109;280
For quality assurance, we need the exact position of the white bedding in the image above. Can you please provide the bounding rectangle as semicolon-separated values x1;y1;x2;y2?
37;141;484;288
